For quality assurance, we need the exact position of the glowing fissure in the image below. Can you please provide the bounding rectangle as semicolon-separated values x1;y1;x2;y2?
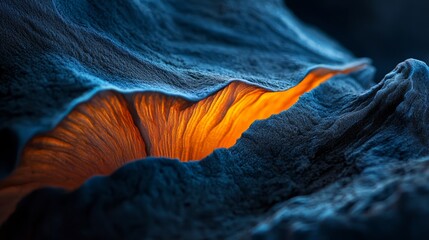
0;65;363;223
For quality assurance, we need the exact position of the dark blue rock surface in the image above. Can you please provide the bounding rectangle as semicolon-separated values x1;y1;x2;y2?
3;60;429;239
0;0;365;175
2;1;429;239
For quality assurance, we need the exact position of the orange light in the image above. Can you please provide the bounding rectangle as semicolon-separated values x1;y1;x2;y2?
0;65;362;223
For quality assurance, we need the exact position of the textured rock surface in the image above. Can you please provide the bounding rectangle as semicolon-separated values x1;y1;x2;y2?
1;0;429;239
2;60;429;239
0;0;364;176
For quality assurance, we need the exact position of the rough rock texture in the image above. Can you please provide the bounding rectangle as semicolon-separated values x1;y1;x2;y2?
2;60;429;239
1;0;429;239
0;0;365;176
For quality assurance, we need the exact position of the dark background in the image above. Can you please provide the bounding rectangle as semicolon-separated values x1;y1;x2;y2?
285;0;429;80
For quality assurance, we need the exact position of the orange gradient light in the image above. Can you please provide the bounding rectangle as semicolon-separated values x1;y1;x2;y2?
0;65;363;223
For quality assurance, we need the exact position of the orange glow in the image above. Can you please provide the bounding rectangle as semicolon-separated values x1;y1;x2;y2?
0;65;362;223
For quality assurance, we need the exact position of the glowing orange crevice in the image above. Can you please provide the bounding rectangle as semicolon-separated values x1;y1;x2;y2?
0;65;362;223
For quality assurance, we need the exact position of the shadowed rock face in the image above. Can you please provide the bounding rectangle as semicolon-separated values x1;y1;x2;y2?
0;66;363;223
0;0;368;224
0;0;363;174
1;0;429;239
2;60;429;240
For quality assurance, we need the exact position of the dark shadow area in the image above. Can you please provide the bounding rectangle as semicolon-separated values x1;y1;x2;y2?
0;128;18;180
285;0;429;80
